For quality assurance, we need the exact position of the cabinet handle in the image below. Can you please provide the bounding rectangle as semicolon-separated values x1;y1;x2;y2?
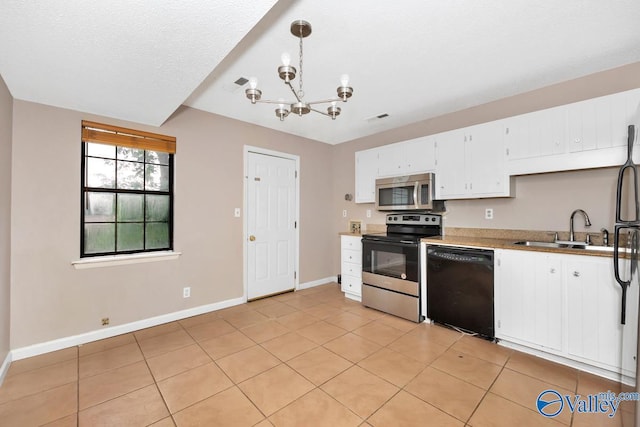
573;271;580;277
550;268;556;274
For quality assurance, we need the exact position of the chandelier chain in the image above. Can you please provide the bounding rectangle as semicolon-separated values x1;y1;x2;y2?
298;27;304;99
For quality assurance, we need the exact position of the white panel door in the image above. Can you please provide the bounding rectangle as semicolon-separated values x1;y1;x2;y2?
247;152;297;300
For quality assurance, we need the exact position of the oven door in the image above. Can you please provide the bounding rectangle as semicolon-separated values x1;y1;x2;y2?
361;238;419;295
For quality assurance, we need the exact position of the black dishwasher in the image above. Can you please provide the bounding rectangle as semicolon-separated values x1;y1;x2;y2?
426;245;494;339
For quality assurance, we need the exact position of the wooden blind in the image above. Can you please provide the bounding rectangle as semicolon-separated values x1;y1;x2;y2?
81;120;176;154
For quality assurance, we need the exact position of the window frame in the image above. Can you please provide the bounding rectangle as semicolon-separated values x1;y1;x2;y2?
80;121;176;258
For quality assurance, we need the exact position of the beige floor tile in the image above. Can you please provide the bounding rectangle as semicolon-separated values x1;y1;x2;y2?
407;322;462;347
178;311;220;329
216;345;281;383
358;348;425;387
302;303;344;319
321;365;399;418
323;332;381;363
431;349;502;390
133;322;183;341
42;413;78;427
146;343;212;381
490;368;573;425
183;318;236;342
137;329;195;359
276;310;320;331
283;296;324;310
224;310;270;329
506;350;578;392
269;388;362;427
345;305;387;320
368;390;463;427
78;333;136;357
261;331;318;361
199;330;256;360
0;358;77;404
173;386;264;427
297;321;347;345
216;303;254;318
405;366;486;423
241;320;291;343
157;362;234;413
451;335;512;366
572;411;624;426
577;370;623;395
375;314;419;332
352;322;406;346
79;360;154;410
468;392;564;427
256;301;300;318
0;382;77;426
387;332;449;364
7;347;77;377
247;297;282;309
325;311;374;331
79;384;169;427
271;291;298;302
287;347;353;386
148;417;176;427
239;364;315;416
79;342;144;379
254;419;275;427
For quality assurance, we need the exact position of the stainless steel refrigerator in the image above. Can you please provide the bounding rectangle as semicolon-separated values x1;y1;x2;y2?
613;125;640;426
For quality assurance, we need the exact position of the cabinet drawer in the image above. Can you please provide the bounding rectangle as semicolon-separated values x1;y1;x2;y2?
342;249;361;265
341;262;362;279
341;236;362;251
341;274;362;295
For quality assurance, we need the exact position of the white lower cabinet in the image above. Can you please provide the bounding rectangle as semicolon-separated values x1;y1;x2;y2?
340;235;362;300
495;249;638;378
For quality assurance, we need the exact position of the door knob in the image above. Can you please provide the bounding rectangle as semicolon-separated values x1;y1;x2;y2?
249;235;256;241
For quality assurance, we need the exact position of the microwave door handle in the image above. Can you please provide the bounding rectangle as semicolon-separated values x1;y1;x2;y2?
413;182;419;209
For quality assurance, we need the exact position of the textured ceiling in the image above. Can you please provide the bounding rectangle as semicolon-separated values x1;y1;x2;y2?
2;1;640;144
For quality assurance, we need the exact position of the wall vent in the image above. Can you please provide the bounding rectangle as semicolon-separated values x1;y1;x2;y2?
365;113;390;122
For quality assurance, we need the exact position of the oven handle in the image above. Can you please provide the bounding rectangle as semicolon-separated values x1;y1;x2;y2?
362;238;418;248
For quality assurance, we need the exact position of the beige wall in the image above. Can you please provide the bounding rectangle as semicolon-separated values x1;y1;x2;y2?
331;62;640;272
0;76;11;364
10;101;333;349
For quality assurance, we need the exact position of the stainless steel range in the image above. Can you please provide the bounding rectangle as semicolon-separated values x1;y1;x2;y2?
361;213;442;322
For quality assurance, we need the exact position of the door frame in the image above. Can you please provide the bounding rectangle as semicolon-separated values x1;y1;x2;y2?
243;145;300;301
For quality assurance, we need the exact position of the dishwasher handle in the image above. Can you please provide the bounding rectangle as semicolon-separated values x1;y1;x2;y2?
427;246;494;266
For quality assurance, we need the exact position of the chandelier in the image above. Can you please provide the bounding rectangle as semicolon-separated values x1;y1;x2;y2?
245;20;354;121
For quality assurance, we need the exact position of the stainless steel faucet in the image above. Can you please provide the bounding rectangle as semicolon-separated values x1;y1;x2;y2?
569;209;591;242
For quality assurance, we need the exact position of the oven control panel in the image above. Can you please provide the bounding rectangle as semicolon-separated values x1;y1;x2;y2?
386;213;441;226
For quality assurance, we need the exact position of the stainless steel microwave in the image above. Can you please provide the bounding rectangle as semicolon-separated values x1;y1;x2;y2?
375;173;438;211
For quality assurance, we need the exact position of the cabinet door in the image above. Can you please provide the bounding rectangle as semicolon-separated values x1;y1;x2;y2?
503;114;531;160
565;255;635;370
404;136;436;174
355;149;378;203
495;250;562;351
434;129;466;199
376;144;405;177
468;122;506;196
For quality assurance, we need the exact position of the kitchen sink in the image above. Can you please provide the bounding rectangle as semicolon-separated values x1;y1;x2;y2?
513;241;617;252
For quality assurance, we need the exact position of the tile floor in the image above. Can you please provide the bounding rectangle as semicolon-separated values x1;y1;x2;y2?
0;283;636;426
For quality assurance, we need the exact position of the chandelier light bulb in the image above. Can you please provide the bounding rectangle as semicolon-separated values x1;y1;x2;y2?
248;77;258;89
281;52;291;66
340;74;350;88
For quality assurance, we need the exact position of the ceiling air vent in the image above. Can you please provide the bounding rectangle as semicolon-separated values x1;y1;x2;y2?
365;113;390;122
234;77;249;86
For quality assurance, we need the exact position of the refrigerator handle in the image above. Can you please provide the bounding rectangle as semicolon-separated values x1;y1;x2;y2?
614;226;631;324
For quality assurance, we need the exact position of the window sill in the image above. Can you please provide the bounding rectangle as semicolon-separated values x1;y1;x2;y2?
71;251;182;269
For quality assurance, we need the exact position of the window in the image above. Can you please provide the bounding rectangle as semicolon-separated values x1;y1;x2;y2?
80;121;176;257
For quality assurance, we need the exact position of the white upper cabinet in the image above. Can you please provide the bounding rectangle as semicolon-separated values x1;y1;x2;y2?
435;122;513;200
355;148;379;203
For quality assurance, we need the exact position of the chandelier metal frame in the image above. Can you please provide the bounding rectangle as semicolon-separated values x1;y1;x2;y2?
245;20;354;121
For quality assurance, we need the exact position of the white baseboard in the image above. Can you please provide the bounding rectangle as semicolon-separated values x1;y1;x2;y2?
0;350;12;386
297;276;337;290
11;296;246;361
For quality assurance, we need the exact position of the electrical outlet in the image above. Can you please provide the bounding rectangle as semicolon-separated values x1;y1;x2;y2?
342;209;347;218
101;317;109;326
183;287;191;298
366;209;372;218
485;208;494;220
234;208;241;218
